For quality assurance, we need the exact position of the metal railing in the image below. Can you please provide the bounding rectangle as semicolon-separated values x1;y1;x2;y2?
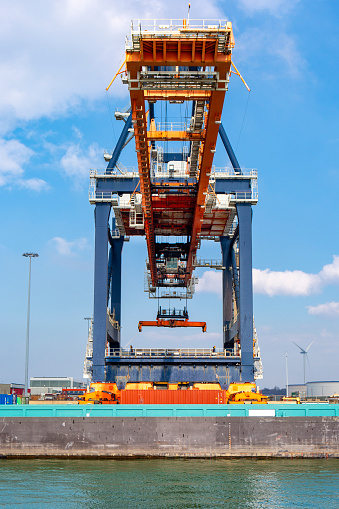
212;167;257;178
137;71;220;91
89;168;257;179
130;19;230;34
155;122;189;132
89;191;118;203
105;347;239;358
229;191;258;204
90;169;139;178
193;258;224;269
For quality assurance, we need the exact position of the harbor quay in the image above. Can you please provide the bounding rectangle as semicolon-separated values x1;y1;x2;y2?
1;404;339;458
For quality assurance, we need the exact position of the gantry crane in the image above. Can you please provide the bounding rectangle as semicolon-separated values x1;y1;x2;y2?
87;19;262;388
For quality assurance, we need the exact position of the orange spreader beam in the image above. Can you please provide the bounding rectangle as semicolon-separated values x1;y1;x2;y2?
138;320;207;332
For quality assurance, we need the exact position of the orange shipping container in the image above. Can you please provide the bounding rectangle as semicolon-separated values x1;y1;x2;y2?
120;389;227;405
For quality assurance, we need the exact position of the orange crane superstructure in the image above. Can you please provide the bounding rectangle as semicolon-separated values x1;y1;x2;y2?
88;19;262;387
125;20;234;290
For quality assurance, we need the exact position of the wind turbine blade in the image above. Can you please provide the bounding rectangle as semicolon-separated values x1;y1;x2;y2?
292;341;305;352
306;339;315;352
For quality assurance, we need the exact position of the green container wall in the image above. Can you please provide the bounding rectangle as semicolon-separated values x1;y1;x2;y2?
0;404;339;418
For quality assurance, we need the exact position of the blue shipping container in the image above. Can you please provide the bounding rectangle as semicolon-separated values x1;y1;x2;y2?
0;394;13;405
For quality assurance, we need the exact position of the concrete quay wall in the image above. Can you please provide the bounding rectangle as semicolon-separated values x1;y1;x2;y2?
0;416;338;458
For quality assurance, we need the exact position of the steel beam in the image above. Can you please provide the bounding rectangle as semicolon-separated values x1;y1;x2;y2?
147;131;205;141
214;178;251;193
110;234;123;347
231;246;240;311
219;123;241;174
237;203;254;382
106;113;132;173
96;178;139;193
92;203;111;382
220;236;233;348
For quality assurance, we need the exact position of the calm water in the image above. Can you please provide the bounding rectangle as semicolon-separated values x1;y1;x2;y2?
0;459;338;508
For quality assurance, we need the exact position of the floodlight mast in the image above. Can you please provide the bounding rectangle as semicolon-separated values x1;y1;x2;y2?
285;352;288;397
22;252;39;397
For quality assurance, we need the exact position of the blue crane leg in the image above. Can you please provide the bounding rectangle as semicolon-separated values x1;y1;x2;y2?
220;236;233;348
108;247;113;303
110;237;123;346
236;203;254;382
231;246;240;311
92;203;111;382
106;112;133;173
219;123;241;174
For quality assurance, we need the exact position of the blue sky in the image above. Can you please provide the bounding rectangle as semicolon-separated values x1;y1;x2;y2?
1;0;338;389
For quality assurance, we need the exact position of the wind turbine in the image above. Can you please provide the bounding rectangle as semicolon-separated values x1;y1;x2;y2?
292;340;315;384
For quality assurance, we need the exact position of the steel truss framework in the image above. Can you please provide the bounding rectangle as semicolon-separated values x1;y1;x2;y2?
89;19;261;387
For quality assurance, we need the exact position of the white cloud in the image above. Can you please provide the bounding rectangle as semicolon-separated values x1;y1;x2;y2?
308;302;339;317
60;142;102;182
17;178;50;192
50;237;88;256
0;0;222;132
0;138;34;186
253;268;321;297
319;255;339;284
253;256;339;296
0;138;51;190
196;255;339;297
196;271;222;294
235;28;306;79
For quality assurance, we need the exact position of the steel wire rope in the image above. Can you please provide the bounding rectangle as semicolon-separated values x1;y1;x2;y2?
235;90;251;152
104;53;126;145
124;333;138;349
105;91;116;144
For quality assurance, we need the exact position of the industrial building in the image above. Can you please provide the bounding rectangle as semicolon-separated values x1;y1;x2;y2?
29;377;85;397
0;383;25;396
287;384;306;399
288;381;339;399
306;381;339;398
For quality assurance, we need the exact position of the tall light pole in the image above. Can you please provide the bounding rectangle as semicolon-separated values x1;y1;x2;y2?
23;252;39;397
285;352;288;397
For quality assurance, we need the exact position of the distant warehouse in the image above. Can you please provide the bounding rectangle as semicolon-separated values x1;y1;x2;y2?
0;383;25;396
30;377;85;397
288;381;339;398
307;381;339;398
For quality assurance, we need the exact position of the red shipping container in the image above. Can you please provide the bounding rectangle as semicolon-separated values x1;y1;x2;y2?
120;389;227;405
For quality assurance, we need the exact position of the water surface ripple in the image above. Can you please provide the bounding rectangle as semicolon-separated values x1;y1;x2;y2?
0;459;338;508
